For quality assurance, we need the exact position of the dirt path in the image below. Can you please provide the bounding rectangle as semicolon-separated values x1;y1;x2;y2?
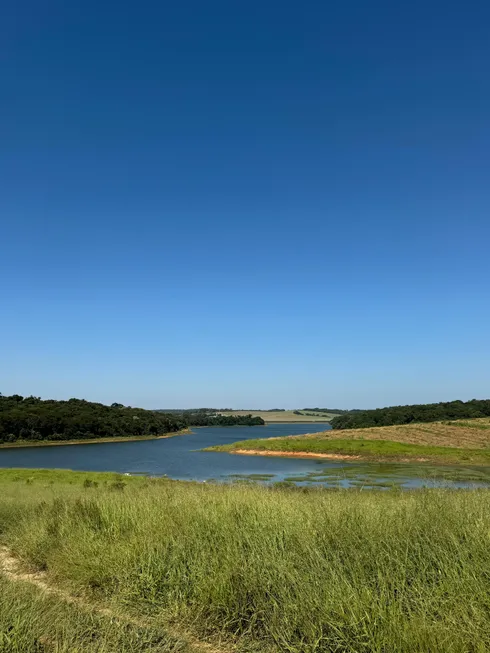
0;546;228;653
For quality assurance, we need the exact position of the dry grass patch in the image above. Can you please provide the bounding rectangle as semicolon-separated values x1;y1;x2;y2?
304;418;490;449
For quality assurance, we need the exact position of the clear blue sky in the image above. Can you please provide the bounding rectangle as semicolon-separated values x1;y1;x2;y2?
2;0;489;409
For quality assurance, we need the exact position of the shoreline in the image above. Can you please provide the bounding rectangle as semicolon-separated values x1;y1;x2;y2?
231;449;364;460
232;449;363;460
0;423;329;450
0;428;193;449
219;448;490;465
229;448;432;463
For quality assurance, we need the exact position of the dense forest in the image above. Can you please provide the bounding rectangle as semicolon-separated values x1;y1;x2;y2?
330;399;490;430
0;395;264;444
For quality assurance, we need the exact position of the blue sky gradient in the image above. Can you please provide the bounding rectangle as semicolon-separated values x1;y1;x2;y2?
2;0;489;408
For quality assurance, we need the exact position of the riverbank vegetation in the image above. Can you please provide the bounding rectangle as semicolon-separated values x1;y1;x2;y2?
0;395;264;446
0;469;489;652
330;398;490;429
206;418;490;464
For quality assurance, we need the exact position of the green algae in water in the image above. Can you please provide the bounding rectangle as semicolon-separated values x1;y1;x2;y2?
222;461;490;489
274;462;490;489
228;473;276;481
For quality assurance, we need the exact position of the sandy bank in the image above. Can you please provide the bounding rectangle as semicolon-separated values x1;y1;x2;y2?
230;449;432;463
232;449;362;460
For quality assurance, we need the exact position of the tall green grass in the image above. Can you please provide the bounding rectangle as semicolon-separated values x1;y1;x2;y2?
0;577;189;652
1;470;490;652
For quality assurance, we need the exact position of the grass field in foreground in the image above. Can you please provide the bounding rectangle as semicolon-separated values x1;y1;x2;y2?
1;469;490;652
217;410;338;422
206;418;490;463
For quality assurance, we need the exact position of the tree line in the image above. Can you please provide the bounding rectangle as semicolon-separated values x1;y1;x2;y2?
0;395;264;444
303;407;353;414
330;399;490;430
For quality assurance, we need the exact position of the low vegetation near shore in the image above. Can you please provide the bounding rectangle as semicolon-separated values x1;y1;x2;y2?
206;418;490;463
1;469;490;651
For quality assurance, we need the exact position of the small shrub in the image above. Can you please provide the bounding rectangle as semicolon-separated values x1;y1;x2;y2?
109;480;126;491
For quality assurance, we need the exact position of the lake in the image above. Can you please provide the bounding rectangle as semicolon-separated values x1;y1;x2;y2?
0;423;489;489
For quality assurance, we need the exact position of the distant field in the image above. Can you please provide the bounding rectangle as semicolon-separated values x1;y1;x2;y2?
217;410;339;422
207;418;490;463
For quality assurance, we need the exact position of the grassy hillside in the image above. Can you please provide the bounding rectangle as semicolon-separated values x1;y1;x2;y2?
206;418;490;463
217;409;339;422
1;470;490;651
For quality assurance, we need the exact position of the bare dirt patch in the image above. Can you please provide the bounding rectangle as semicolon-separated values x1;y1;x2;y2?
232;449;362;460
231;449;431;463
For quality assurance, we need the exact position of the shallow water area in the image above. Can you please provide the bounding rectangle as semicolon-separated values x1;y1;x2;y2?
276;460;490;489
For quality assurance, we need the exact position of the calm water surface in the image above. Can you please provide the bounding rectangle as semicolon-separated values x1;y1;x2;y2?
0;423;489;489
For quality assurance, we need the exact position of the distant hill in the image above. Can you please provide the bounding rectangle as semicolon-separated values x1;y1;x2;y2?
302;408;353;414
155;408;343;423
330;399;490;430
217;410;340;423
